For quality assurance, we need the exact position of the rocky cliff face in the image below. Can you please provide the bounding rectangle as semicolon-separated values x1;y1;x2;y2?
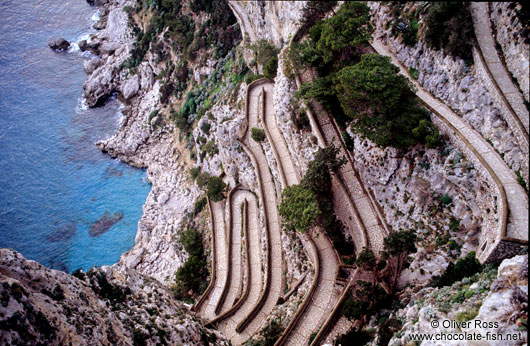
83;0;202;284
389;255;528;346
0;249;227;345
228;1;306;47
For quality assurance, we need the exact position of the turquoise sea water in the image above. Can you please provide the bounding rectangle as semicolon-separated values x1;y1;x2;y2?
0;0;150;272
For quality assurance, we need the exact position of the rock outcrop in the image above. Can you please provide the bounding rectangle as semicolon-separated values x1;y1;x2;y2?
389;255;528;346
48;38;70;52
228;0;306;47
0;249;227;345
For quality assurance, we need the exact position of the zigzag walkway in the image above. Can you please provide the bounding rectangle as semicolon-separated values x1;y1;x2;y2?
215;187;248;316
372;39;528;262
193;199;228;320
471;2;529;138
197;80;284;344
296;70;387;254
254;82;341;346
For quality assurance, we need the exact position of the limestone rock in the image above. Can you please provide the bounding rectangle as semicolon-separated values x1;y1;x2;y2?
0;249;228;345
120;75;139;101
83;57;102;74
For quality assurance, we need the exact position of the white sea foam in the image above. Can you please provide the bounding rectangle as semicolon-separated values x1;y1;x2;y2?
76;96;89;112
91;10;100;23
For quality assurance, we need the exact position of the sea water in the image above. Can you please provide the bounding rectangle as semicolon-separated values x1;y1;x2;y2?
0;0;150;272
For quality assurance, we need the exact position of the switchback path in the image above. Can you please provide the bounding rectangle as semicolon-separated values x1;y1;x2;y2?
372;39;528;262
257;81;341;346
214;189;264;343
197;199;227;320
209;80;284;344
296;70;387;254
215;187;246;315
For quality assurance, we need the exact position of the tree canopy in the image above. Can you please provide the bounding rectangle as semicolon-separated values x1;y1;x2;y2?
314;2;372;64
334;54;441;149
279;185;320;233
206;176;226;202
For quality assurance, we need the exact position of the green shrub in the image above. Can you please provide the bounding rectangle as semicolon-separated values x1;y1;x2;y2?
302;145;345;195
251;127;266;142
342;130;354;151
439;194;452;206
279;185;320;232
206;176;226;202
456;309;479;322
263;56;278;80
193;196;207;215
432;251;482;287
409;67;419;80
189;167;201;180
200;121;211;135
261;319;284;346
423;2;474;62
314;2;372;64
174;227;209;301
248;40;279;67
334;54;440;149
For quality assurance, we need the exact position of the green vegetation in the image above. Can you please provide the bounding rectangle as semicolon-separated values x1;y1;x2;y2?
189;167;201;180
200;121;211;135
423;2;474;62
244;319;284;346
334;54;441;149
251;127;266;142
439;194;452;206
298;1;338;37
390;4;420;47
248;39;279;71
381;229;418;293
248;39;279;79
263;56;278;80
277;146;353;253
173;228;208;301
279;185;320;233
313;2;372;64
304;146;353;254
206;176;226;202
290;2;441;149
342;281;390;321
408;67;419;80
516;170;528;193
431;251;482;287
341;230;417;325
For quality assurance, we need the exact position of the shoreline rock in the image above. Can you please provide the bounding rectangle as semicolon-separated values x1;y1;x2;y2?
88;211;123;237
48;38;70;52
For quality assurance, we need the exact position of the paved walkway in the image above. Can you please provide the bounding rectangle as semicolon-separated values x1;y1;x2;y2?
372;39;528;249
199;200;228;320
470;2;529;138
259;81;341;346
216;188;246;315
213;81;284;344
216;189;264;343
297;70;386;254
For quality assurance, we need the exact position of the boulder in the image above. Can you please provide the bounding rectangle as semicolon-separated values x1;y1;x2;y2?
78;39;89;52
120;75;140;100
48;38;70;52
86;0;109;6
